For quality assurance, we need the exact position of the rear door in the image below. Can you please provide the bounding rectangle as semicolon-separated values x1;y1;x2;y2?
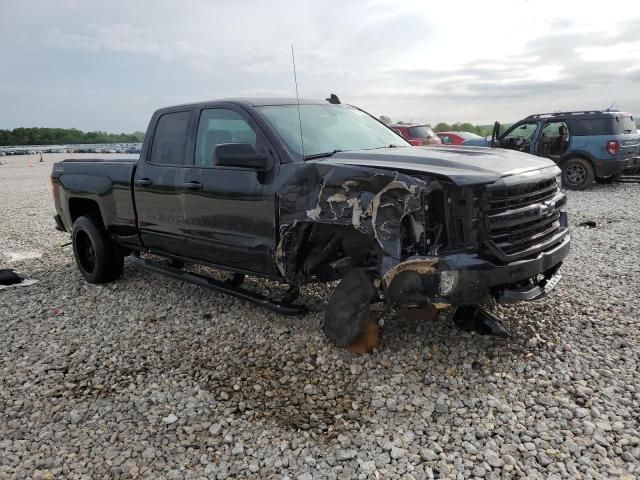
182;103;279;275
133;108;195;257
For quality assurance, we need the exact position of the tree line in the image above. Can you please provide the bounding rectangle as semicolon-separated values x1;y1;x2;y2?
432;122;494;136
0;127;145;146
379;116;496;136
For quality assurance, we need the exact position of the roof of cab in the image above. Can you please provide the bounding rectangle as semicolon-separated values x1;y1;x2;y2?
159;97;330;111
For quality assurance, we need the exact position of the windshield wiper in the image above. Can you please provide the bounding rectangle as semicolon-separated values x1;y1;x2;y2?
304;150;342;160
365;144;405;150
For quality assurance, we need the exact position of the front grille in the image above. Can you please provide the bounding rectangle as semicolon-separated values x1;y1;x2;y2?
484;177;567;261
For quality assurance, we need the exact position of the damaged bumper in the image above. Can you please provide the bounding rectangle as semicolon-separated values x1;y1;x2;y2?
383;231;570;306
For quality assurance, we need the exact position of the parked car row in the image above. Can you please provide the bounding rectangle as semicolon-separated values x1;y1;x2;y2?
0;143;143;156
436;131;483;145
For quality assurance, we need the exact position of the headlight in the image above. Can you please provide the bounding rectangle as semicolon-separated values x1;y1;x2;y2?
555;174;562;188
439;270;459;296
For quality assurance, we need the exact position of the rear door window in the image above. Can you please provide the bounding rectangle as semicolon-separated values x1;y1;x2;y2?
567;118;613;136
149;111;191;165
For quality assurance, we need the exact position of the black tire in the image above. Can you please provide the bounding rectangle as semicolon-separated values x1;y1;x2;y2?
562;158;595;190
323;269;377;347
595;173;622;184
72;215;123;283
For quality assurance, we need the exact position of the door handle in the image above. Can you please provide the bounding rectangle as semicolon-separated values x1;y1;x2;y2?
135;178;153;187
183;181;203;190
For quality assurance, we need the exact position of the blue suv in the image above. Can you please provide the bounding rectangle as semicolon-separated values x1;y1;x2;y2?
464;110;640;190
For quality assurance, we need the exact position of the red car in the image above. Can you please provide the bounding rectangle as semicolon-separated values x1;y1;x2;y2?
436;131;483;145
389;124;442;146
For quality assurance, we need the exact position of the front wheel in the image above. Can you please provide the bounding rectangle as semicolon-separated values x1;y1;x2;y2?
323;269;377;347
562;158;595;190
72;215;123;283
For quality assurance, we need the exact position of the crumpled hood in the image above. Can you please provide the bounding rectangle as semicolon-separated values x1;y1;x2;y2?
317;146;559;186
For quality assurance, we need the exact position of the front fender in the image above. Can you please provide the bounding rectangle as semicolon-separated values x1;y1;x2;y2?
275;163;441;281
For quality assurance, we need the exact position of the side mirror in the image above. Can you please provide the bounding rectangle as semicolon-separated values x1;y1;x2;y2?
408;139;422;146
213;143;271;171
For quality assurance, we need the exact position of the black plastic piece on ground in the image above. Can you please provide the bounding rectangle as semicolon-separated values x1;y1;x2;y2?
0;269;21;286
127;254;308;316
453;305;512;337
578;220;597;228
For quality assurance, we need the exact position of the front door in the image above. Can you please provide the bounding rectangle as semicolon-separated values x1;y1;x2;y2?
500;121;540;153
182;105;279;276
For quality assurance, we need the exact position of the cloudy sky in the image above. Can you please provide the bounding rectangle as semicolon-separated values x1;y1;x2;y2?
1;0;638;132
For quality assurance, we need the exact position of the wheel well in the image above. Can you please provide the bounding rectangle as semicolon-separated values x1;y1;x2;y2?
280;222;380;282
68;198;102;225
560;153;593;168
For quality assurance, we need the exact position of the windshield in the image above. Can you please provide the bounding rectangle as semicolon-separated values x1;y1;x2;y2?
408;126;436;139
503;122;538;140
258;104;408;158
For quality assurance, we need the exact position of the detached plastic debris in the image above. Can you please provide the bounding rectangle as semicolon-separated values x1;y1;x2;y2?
578;220;597;228
453;305;512;337
0;269;38;290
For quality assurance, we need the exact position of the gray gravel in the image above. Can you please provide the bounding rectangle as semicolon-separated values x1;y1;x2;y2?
1;154;639;479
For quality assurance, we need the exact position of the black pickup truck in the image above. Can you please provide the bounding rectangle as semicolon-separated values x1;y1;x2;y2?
51;97;570;347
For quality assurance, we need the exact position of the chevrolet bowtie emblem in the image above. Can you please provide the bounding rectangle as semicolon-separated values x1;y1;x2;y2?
538;200;555;217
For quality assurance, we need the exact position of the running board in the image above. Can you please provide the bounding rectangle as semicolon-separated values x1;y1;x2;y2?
127;254;308;316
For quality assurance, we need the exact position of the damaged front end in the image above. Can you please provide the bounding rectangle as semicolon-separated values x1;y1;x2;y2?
276;162;569;346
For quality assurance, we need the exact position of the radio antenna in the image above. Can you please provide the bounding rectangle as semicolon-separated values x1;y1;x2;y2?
291;45;305;158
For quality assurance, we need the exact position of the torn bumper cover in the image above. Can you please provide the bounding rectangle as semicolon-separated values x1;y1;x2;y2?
382;233;570;306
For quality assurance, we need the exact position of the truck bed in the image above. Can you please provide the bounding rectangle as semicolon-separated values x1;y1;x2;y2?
58;156;138;164
51;156;140;246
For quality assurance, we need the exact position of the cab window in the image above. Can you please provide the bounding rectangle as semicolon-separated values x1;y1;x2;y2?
150;111;191;165
195;109;257;167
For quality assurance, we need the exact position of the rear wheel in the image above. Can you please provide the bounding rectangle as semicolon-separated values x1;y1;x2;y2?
72;215;123;283
562;158;595;190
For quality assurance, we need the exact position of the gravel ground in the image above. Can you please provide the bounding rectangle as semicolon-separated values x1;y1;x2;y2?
1;154;639;480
